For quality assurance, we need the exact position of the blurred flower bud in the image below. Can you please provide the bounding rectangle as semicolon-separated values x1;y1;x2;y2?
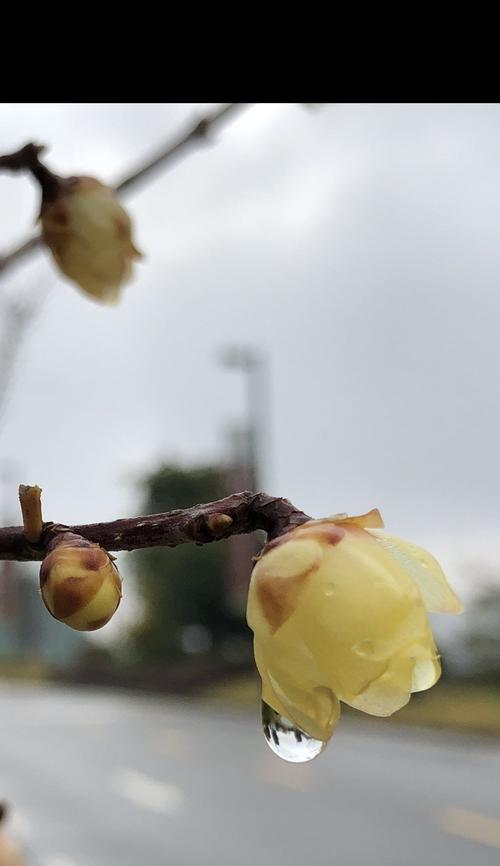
0;803;25;866
40;532;122;631
247;509;462;744
40;176;142;304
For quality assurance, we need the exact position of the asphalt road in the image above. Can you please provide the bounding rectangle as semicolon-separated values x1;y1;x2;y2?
1;684;499;866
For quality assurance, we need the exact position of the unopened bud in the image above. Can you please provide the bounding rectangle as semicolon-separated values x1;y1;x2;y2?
40;533;122;631
0;802;25;866
40;176;142;305
206;513;233;534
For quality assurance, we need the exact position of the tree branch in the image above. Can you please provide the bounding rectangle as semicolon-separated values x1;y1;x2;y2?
0;490;311;562
0;142;46;171
0;103;249;277
0;142;63;200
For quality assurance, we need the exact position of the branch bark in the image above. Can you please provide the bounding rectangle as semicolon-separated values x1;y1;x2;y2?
0;491;311;562
0;103;249;277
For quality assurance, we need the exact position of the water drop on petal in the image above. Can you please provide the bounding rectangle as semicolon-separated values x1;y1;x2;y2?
353;638;376;657
261;701;328;763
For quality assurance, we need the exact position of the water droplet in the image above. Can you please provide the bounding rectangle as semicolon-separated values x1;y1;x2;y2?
261;701;327;763
354;638;376;657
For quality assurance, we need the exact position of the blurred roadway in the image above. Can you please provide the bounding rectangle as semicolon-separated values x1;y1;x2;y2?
1;684;499;866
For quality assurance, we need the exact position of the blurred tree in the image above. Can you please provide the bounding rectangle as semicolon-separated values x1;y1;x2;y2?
462;578;500;682
129;463;250;664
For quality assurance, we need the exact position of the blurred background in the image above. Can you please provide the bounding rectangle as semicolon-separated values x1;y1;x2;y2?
0;103;500;865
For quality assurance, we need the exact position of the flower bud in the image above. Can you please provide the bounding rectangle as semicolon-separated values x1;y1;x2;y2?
247;509;462;743
40;533;122;631
0;803;25;866
40;176;142;305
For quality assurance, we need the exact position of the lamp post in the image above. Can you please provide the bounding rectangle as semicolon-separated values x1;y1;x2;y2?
217;346;269;491
217;346;270;614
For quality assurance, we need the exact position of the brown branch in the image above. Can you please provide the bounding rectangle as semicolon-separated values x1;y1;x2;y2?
0;103;249;277
0;491;311;562
0;142;46;171
0;141;63;201
114;103;245;194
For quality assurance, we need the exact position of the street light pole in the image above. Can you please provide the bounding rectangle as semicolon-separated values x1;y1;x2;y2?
217;346;269;491
217;346;270;615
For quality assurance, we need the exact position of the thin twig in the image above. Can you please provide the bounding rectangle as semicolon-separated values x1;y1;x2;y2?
0;490;311;561
18;484;43;543
0;143;47;171
115;103;244;194
0;103;249;277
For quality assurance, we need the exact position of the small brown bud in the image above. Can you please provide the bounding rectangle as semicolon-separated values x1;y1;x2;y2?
206;513;233;534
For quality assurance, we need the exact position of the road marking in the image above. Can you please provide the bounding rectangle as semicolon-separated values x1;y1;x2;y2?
440;808;500;848
111;768;184;815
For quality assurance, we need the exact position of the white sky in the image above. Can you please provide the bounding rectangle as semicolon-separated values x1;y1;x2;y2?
0;102;499;626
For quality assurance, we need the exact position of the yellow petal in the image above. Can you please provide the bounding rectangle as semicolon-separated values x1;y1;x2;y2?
247;538;324;635
408;627;442;692
256;641;340;742
344;626;441;714
256;529;428;699
331;508;385;529
308;532;428;653
367;531;463;614
412;656;441;692
343;655;415;716
247;517;448;737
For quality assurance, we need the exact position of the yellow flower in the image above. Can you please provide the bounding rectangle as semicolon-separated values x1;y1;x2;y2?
40;176;142;304
247;509;462;744
40;532;122;631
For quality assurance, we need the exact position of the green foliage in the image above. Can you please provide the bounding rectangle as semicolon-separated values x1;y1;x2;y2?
463;582;500;682
129;463;248;663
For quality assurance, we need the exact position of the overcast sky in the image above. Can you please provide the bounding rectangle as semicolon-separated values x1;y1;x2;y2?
1;103;499;614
